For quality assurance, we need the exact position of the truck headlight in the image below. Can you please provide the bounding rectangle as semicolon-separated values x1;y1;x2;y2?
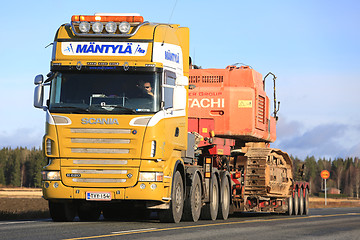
79;21;90;33
42;171;61;181
92;22;103;33
139;172;163;182
119;21;130;33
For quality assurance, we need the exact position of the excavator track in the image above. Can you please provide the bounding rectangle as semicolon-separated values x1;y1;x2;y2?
244;146;293;198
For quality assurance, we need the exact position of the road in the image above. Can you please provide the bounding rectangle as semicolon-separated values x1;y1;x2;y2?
1;208;359;240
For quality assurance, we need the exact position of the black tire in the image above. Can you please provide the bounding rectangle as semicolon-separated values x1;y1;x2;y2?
304;188;310;215
299;188;304;215
218;175;230;220
183;173;202;222
49;201;76;222
287;196;293;216
293;189;299;216
159;171;184;223
78;204;101;221
201;174;219;220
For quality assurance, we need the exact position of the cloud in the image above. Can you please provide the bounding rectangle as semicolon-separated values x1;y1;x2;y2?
272;118;359;159
0;128;43;149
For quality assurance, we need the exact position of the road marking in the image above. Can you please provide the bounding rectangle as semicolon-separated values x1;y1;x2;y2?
0;220;37;225
64;213;360;240
111;228;157;234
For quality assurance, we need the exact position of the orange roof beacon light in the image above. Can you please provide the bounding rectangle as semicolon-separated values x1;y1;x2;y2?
70;13;147;37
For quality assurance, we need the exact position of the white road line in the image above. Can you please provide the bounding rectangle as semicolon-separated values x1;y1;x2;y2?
0;220;36;225
111;228;157;234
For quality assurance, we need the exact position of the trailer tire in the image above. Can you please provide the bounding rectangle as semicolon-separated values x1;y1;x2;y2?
183;173;202;222
293;189;299;216
287;196;293;215
49;201;76;222
299;188;304;215
78;203;101;221
159;171;184;223
201;174;219;220
218;175;230;220
304;188;310;215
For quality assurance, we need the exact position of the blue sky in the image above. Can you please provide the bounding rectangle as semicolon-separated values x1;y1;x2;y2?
0;0;359;159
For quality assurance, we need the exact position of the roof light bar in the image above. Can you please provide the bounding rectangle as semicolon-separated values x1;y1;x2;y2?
71;15;144;23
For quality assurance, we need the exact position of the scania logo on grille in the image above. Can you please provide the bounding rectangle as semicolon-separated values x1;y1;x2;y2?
81;118;119;125
66;173;81;178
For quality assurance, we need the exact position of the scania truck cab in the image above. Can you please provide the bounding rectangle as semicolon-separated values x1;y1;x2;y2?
34;13;190;222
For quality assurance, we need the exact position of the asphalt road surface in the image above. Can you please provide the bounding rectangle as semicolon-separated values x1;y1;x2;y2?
1;208;359;240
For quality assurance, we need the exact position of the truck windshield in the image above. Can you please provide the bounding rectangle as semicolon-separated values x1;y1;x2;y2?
49;72;161;114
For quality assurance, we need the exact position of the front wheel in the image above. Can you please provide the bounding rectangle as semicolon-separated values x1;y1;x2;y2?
159;171;184;223
49;201;76;222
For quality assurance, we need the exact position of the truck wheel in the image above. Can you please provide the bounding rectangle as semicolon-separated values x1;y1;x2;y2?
201;174;219;220
287;196;293;215
183;173;202;222
49;201;76;222
78;203;101;221
218;175;230;220
304;188;310;215
293;189;299;216
298;188;304;215
159;171;184;223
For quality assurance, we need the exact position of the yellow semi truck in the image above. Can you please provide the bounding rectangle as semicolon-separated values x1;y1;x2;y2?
34;13;192;223
34;13;309;223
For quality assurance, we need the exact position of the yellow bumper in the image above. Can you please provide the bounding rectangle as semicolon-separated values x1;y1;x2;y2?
42;180;171;202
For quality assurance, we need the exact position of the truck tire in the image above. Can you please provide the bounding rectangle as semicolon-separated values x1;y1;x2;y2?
183;173;202;222
304;188;310;215
201;174;219;220
159;171;184;223
287;196;293;215
49;201;76;222
78;203;101;221
298;188;304;215
218;175;230;220
293;189;299;216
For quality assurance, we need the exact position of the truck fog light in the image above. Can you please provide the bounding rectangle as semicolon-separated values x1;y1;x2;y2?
79;21;90;33
140;183;146;189
92;22;103;33
105;22;117;33
44;182;49;188
119;21;130;33
53;182;59;188
150;184;157;190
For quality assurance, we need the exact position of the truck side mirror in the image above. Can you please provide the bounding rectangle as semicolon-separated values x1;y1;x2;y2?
34;74;44;109
34;74;44;85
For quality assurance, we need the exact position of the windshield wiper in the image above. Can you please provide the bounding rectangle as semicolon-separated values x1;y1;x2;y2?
51;106;90;113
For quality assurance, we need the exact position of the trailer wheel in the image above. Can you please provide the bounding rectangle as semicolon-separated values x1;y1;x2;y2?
183;173;202;222
49;201;76;222
218;175;230;220
201;174;219;220
78;203;101;221
159;171;184;223
304;188;310;215
287;196;293;215
298;188;304;215
293;189;299;216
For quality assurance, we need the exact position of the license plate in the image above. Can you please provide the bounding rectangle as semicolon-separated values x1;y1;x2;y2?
86;192;111;201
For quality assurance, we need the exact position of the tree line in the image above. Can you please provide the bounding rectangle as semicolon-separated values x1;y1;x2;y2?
0;147;359;198
0;147;46;188
292;156;360;198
